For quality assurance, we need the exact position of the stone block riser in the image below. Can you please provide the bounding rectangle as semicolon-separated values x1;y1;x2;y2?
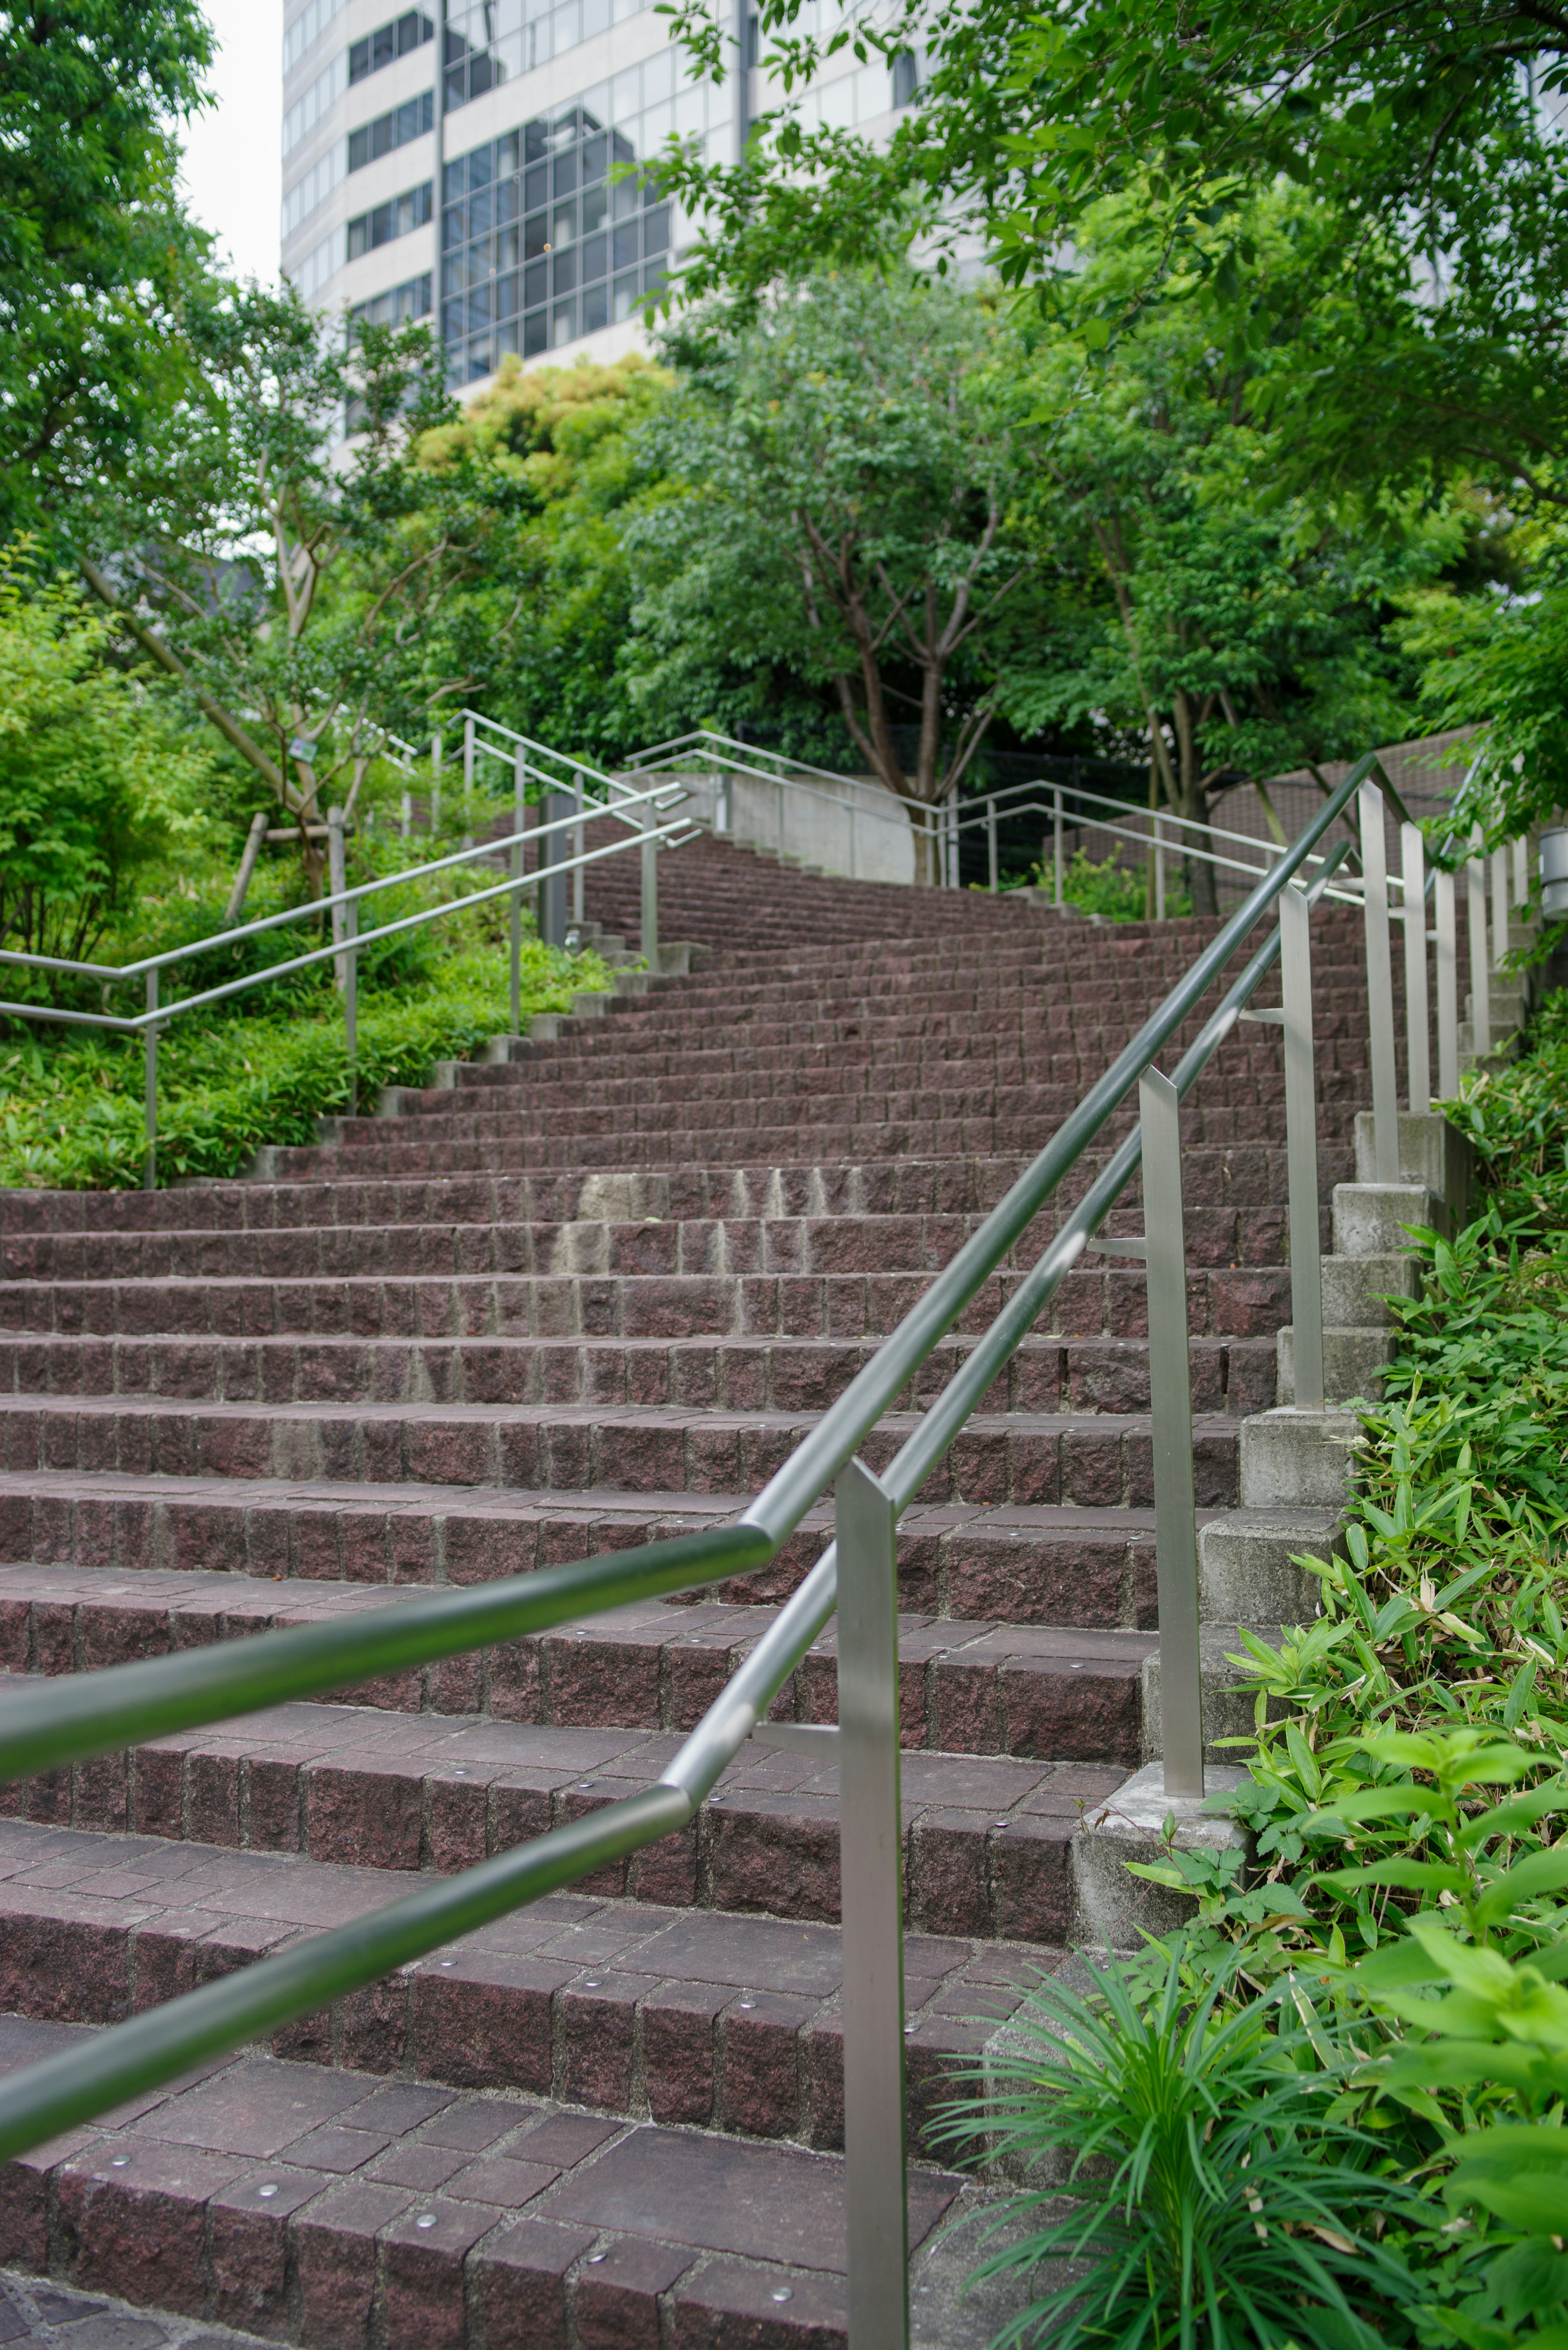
0;1396;1247;1509
0;833;1439;2349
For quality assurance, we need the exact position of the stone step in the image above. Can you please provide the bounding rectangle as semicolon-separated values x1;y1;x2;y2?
263;1106;1350;1180
0;1994;982;2344
0;1561;1160;1745
0;1202;1291;1284
0;1476;1169;1625
0;1395;1247;1509
0;1146;1352;1242
0;1328;1279;1423
334;1066;1374;1144
0;1689;1119;1942
0;1262;1294;1344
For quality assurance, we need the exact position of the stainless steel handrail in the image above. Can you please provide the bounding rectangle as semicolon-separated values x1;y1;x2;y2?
0;751;1427;2344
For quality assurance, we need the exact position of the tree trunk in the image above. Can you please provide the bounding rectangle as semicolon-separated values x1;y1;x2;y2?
1170;692;1218;919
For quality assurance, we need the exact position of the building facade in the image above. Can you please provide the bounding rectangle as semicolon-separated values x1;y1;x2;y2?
280;0;911;386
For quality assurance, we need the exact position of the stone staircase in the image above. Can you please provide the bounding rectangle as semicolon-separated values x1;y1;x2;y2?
0;835;1447;2345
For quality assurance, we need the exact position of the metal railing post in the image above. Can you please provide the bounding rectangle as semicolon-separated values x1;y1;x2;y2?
835;1455;909;2350
430;732;442;838
1280;887;1323;1411
1436;868;1459;1097
1154;813;1166;923
987;796;998;894
510;751;525;1033
327;807;347;991
1514;835;1529;913
1141;1068;1202;1799
539;790;570;949
641;795;659;963
344;902;358;1120
143;971;157;1192
400;791;411;841
1401;820;1431;1116
463;714;476;798
1492;847;1509;966
1359;781;1399;1184
572;770;585;927
1467;832;1491;1058
1053;787;1064;909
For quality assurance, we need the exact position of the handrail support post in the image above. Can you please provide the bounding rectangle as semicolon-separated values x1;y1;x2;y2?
835;1456;909;2350
143;971;157;1193
572;769;585;927
511;751;526;1032
1435;868;1459;1097
1467;831;1491;1057
1053;788;1064;910
1141;1068;1202;1799
344;902;358;1121
987;795;998;894
1360;782;1399;1183
1280;887;1323;1410
327;807;347;992
641;793;659;963
1401;821;1430;1116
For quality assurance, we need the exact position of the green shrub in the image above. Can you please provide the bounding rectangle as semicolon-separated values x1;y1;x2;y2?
0;939;610;1188
1007;845;1194;923
0;557;217;965
938;1946;1421;2349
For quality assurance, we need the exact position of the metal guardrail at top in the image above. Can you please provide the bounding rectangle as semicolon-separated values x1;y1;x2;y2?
0;750;1441;2350
0;775;697;1188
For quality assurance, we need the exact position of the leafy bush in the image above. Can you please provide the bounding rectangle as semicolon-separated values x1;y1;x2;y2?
0;556;216;963
0;938;610;1189
1008;845;1194;923
940;1946;1421;2349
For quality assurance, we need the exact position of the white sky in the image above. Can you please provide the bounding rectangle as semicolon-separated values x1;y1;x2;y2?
177;0;284;287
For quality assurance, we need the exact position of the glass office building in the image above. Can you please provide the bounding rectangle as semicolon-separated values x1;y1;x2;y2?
281;0;906;388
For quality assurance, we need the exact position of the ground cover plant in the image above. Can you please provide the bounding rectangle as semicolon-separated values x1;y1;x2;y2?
942;977;1568;2343
0;787;612;1191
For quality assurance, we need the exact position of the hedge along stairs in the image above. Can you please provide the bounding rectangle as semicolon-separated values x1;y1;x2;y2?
0;828;1427;2346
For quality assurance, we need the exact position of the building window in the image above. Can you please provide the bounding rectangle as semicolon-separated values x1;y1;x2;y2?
441;54;719;384
441;0;658;116
283;48;349;157
347;179;434;259
350;271;434;333
349;89;434;169
282;142;346;239
349;10;435;84
284;0;347;79
891;49;921;107
289;228;341;306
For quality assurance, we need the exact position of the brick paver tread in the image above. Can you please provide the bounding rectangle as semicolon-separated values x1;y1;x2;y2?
0;832;1425;2347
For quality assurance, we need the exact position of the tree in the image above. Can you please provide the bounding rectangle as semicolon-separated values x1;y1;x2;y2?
622;272;1043;882
414;352;672;763
1397;527;1568;849
0;554;215;961
658;2;1568;517
1001;195;1466;910
84;289;517;890
1;0;216;541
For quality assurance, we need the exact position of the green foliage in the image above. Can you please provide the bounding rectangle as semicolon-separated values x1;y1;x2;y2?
1;0;215;541
937;1946;1422;2348
0;554;217;960
625;272;1049;872
1006;845;1192;923
413;353;674;763
0;932;610;1191
1441;990;1568;1237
